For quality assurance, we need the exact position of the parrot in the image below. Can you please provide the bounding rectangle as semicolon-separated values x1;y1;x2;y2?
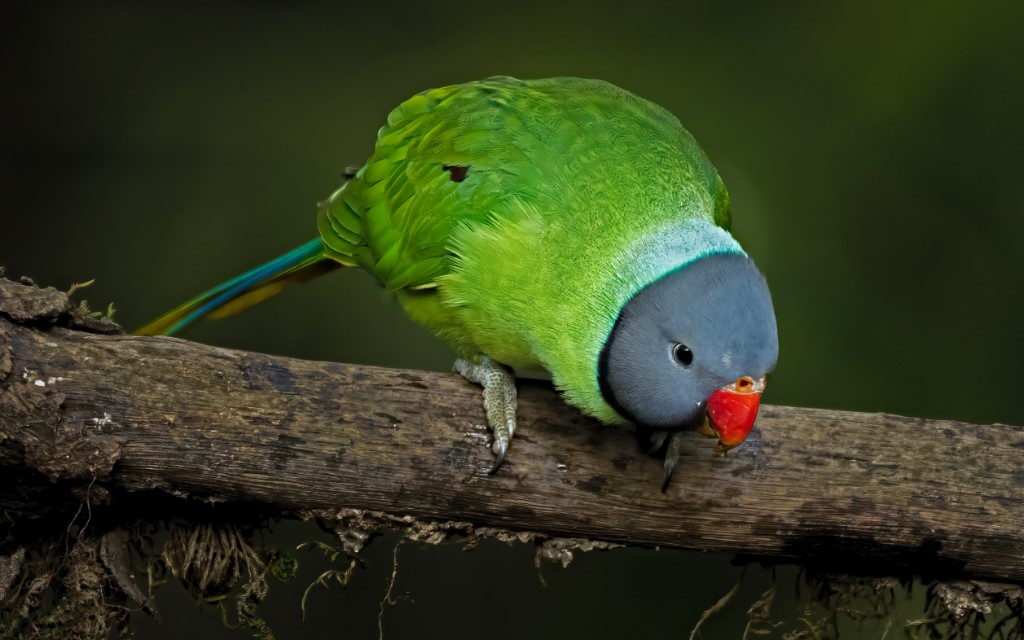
137;76;779;490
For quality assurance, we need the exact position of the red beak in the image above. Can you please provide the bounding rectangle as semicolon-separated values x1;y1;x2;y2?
706;376;765;451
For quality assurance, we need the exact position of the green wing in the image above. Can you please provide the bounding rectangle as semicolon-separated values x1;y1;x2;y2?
139;77;731;351
318;77;545;292
140;78;534;337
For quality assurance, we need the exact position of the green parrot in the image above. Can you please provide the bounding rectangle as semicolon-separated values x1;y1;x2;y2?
137;76;779;489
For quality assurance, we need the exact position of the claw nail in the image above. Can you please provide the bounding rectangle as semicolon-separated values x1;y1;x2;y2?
490;441;507;474
661;457;677;493
662;432;684;493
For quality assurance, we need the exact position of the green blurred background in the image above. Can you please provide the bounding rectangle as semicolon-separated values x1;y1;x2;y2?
4;1;1022;638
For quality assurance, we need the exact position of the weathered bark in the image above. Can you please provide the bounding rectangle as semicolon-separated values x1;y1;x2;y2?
1;275;1022;581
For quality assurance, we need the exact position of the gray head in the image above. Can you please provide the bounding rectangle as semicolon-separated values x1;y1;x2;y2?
598;252;779;431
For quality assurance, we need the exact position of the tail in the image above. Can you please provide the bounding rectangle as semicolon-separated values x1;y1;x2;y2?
136;238;339;336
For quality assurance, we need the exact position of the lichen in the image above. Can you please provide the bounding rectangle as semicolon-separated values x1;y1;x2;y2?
0;538;131;640
0;275;123;334
3;510;1022;639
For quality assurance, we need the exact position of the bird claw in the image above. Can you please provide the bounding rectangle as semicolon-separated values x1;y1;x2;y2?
455;357;518;473
661;431;685;493
661;460;676;493
490;440;508;474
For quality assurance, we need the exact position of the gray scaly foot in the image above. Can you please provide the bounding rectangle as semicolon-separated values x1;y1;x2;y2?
454;356;517;473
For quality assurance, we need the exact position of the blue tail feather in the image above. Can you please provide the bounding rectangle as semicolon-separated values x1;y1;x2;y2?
137;238;327;336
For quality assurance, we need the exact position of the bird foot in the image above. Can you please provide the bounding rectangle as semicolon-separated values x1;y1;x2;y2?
454;357;517;473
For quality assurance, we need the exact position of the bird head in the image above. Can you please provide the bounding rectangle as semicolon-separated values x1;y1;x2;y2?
598;252;778;450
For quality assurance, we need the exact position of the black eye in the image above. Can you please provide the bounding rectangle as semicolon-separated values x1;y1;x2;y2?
672;344;693;367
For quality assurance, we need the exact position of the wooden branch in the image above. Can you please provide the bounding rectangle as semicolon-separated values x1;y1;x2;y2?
1;275;1022;581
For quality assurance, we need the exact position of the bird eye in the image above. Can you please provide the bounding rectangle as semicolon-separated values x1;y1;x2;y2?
672;344;693;367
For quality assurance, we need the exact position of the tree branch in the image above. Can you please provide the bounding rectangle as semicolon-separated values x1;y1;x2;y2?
1;275;1022;581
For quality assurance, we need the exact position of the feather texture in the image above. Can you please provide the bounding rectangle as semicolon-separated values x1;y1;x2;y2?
136;239;332;336
140;77;741;422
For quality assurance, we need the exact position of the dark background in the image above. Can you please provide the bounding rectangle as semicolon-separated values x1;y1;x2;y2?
3;1;1022;638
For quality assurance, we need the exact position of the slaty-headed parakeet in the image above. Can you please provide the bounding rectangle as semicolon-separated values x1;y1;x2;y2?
137;76;779;489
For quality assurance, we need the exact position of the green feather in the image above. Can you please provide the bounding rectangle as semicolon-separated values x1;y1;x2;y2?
136;238;334;336
140;76;740;423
